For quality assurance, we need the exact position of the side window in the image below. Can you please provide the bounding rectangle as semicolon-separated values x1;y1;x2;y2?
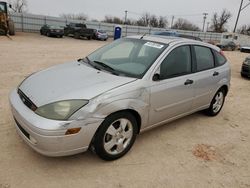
194;46;214;71
160;45;192;79
213;50;227;66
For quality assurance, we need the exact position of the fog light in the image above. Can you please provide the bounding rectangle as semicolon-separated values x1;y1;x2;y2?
65;128;81;135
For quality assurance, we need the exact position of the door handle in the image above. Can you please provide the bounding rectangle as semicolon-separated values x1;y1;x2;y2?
213;71;219;76
184;79;194;85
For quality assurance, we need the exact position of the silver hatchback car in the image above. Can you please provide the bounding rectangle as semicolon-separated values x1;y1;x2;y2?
9;36;230;160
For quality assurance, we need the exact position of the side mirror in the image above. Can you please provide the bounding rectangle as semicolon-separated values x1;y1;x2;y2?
9;4;12;8
152;73;160;81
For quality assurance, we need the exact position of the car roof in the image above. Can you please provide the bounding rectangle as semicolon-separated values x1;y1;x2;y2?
127;35;220;51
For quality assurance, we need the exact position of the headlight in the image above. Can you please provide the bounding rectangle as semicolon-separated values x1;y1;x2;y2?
35;100;89;120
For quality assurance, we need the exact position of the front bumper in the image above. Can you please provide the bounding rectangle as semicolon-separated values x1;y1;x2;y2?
9;89;103;157
97;35;108;40
50;30;64;36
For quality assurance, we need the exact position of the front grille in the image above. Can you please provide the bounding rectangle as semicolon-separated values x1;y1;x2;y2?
14;118;30;139
17;89;37;111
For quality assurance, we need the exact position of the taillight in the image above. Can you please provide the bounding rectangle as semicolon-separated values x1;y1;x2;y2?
220;50;226;58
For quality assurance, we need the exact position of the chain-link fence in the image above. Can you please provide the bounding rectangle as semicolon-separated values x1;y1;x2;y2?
10;12;222;42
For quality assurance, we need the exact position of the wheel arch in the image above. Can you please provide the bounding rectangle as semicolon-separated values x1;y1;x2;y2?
219;85;229;96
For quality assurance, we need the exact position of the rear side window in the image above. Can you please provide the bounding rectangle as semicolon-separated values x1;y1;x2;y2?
194;46;214;71
213;50;227;66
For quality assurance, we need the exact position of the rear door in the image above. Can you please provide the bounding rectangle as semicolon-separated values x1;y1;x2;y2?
149;45;195;126
191;45;223;110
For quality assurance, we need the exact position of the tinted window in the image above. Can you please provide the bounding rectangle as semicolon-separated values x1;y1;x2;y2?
214;50;226;66
194;46;214;71
160;46;192;79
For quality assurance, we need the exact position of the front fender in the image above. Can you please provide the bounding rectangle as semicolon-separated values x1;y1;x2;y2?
70;87;150;130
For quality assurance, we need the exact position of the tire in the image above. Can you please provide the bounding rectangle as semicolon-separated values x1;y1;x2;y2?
74;32;80;39
46;32;51;37
87;36;91;40
93;112;138;161
8;20;15;36
205;89;226;116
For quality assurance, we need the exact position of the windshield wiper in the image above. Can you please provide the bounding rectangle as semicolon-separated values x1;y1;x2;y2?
93;61;114;71
93;61;120;75
79;57;101;71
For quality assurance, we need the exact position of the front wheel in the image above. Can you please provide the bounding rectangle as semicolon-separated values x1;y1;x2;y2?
93;112;138;161
205;89;226;116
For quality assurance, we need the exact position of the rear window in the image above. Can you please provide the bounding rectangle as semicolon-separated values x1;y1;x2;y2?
214;50;227;66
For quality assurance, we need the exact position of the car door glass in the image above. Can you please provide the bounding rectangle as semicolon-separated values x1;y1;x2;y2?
194;46;214;71
160;45;191;79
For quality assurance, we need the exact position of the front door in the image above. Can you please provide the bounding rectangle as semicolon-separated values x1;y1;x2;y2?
149;45;195;126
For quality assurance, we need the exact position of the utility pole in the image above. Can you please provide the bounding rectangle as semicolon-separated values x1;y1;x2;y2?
233;0;250;32
202;13;208;32
206;22;210;32
171;16;174;29
124;10;128;24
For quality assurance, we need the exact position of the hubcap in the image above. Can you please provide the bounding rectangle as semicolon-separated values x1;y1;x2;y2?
103;118;133;155
212;91;224;113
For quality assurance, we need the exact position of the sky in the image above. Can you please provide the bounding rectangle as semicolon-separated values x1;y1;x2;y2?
23;0;250;31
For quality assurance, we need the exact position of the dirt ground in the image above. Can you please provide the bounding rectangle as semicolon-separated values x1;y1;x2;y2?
0;33;250;188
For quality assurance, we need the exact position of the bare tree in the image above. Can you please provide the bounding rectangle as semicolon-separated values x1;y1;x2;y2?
158;16;168;28
103;16;123;24
9;0;28;13
60;13;88;21
149;15;158;27
238;24;250;35
210;9;232;33
172;18;200;31
137;12;151;26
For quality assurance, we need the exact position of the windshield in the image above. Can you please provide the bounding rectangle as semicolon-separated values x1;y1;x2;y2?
87;38;167;78
0;3;6;12
50;26;61;29
98;30;106;33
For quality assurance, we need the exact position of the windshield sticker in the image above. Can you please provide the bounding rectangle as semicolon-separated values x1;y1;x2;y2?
144;42;164;49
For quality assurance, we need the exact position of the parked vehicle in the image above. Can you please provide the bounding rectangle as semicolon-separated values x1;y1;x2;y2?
152;31;202;41
64;23;94;40
152;31;178;37
178;34;202;41
240;46;250;53
0;1;15;35
217;41;237;51
241;56;250;78
40;24;64;38
10;35;230;161
93;29;108;41
219;32;250;52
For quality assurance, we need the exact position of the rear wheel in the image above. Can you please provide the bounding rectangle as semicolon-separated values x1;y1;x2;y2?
205;89;226;116
94;112;138;161
46;32;51;37
74;32;80;39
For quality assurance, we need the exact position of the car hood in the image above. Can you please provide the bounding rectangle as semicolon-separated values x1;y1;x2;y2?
19;61;137;107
